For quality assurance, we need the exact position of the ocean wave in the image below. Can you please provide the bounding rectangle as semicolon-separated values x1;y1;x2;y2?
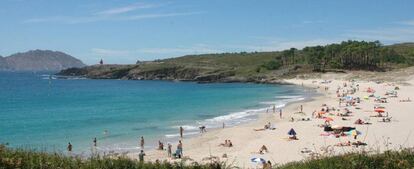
171;125;199;131
163;94;308;142
165;131;199;138
274;95;303;99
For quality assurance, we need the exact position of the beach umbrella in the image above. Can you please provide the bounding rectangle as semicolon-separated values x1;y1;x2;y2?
251;157;266;163
374;109;385;113
288;128;297;136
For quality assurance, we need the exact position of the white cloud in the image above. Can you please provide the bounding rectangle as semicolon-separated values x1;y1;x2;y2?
227;39;340;52
120;12;205;21
398;20;414;26
343;27;414;42
90;44;223;62
23;12;203;24
95;3;159;15
341;19;414;43
23;2;202;24
302;20;325;24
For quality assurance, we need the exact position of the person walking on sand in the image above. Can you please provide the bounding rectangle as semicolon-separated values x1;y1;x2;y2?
167;143;172;157
300;105;303;112
179;126;184;138
140;136;145;149
138;150;146;162
273;105;276;113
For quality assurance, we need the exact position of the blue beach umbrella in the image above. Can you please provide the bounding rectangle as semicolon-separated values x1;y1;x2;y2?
288;128;297;136
251;157;266;163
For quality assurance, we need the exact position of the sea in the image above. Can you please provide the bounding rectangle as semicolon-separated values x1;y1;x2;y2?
0;71;315;155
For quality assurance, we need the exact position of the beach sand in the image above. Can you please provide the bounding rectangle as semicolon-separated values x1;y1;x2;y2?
128;69;414;168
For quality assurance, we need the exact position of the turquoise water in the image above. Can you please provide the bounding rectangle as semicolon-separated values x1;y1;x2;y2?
0;72;312;154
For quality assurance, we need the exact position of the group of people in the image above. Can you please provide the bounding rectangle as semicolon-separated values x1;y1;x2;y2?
219;140;233;147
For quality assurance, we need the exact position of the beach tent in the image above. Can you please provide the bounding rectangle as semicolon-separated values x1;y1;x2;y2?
288;128;297;136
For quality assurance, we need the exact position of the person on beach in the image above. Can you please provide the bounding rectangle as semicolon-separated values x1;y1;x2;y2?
140;136;145;149
259;145;268;154
300;105;303;112
273;105;276;113
264;161;272;169
167;143;172;157
279;109;283;119
158;140;164;150
138;150;146;162
93;137;97;147
222;122;225;128
176;140;183;158
199;125;207;133
180;126;184;138
67;142;72;154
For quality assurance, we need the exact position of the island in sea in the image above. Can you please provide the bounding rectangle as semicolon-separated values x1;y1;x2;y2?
0;49;85;72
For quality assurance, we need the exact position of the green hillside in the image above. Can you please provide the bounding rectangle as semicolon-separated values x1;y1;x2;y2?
58;40;414;83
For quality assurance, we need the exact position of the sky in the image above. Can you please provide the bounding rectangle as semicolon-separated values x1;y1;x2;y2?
1;0;414;64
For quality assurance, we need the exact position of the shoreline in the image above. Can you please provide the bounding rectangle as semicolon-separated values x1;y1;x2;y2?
131;81;327;165
138;84;318;154
130;72;414;168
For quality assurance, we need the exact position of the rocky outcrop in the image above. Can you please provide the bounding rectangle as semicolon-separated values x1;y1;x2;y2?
57;64;293;85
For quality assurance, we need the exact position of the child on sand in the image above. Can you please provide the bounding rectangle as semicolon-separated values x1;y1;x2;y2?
167;143;172;157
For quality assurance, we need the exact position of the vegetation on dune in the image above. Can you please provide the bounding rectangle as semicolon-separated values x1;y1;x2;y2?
1;144;414;169
58;41;414;82
277;148;414;169
266;40;410;72
0;145;227;169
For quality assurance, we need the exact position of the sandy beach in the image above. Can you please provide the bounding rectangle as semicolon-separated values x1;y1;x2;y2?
129;69;414;168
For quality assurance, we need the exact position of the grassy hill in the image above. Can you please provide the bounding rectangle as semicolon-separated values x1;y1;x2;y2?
58;41;414;83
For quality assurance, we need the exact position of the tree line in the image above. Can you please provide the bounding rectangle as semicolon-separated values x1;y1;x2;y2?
261;40;408;72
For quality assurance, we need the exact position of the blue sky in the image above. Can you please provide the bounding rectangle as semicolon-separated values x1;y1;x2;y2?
1;0;414;64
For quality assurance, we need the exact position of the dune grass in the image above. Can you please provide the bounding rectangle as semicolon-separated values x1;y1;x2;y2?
1;144;413;169
276;148;414;169
0;144;226;169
